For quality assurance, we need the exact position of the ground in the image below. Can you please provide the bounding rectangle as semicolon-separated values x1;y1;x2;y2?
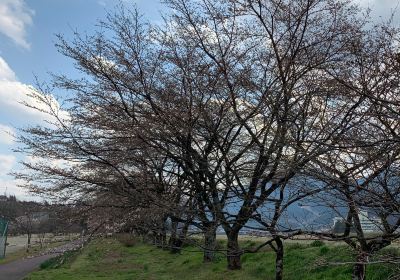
4;234;77;255
0;234;84;280
24;236;399;280
0;234;77;265
0;253;59;280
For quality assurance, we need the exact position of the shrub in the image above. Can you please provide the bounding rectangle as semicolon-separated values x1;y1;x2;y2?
319;246;329;255
40;257;59;270
310;240;325;247
287;243;306;250
40;251;77;269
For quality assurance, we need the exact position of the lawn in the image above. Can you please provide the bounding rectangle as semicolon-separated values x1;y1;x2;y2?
25;237;399;280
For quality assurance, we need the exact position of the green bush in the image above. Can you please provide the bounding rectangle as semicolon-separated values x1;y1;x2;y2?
310;240;325;247
287;243;307;250
40;257;59;270
319;246;329;255
40;251;77;270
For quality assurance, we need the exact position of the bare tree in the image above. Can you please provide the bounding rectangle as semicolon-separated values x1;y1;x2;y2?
161;0;376;271
13;1;400;278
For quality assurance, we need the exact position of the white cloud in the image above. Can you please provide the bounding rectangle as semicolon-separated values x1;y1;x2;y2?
0;178;32;200
0;56;70;201
0;154;16;176
0;124;14;145
300;205;319;217
355;0;399;8
0;56;16;81
355;0;400;23
25;155;79;170
0;0;34;49
0;56;70;123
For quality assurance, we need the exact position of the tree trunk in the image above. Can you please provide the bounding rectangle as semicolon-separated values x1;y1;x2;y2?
168;219;178;251
160;216;168;249
26;233;31;253
160;231;167;249
352;252;368;280
171;237;183;254
152;231;159;246
179;220;190;242
171;220;190;254
227;231;241;270
203;225;217;262
275;237;284;280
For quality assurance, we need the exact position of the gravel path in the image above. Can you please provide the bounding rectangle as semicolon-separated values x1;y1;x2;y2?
0;238;86;280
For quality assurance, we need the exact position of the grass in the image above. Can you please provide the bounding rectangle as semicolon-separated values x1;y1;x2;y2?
24;237;399;280
0;240;68;265
40;251;80;270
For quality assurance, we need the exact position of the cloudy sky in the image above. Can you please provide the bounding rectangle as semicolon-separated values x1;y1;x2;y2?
0;0;399;201
0;0;162;200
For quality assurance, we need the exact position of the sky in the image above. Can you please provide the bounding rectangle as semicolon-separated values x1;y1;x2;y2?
0;0;399;201
0;0;163;200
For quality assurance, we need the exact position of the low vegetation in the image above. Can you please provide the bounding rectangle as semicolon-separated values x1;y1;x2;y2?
25;237;399;280
0;239;68;265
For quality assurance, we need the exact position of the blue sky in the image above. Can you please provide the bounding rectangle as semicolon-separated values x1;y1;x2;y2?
0;0;163;200
0;0;399;200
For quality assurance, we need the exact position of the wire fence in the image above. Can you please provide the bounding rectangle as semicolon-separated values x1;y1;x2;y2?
0;218;9;259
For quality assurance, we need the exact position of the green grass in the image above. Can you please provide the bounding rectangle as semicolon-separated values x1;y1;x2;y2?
0;240;68;265
25;238;398;280
40;251;79;270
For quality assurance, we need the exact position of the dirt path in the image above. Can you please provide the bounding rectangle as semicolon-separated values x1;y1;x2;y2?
0;238;86;280
0;253;59;280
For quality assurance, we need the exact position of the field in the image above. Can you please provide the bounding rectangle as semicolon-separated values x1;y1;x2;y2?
25;237;400;280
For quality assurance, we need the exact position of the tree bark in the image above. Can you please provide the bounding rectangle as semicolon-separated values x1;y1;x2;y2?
179;220;190;242
171;220;190;253
152;231;159;246
352;252;368;280
170;220;188;254
168;219;178;251
203;225;217;262
161;231;167;249
227;231;241;270
26;232;31;253
275;237;284;280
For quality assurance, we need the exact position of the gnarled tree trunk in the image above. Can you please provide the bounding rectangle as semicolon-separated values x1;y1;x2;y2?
352;252;368;280
203;224;217;262
227;231;241;270
170;220;190;254
169;218;179;252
